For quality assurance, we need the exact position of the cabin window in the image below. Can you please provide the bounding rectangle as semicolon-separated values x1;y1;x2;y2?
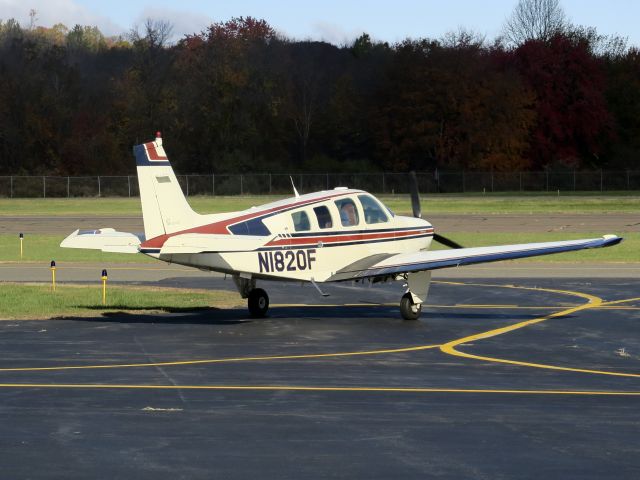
292;211;310;232
313;205;333;229
228;218;271;236
334;198;360;227
358;195;389;224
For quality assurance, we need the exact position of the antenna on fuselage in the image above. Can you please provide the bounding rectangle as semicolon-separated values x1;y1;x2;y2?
290;176;300;198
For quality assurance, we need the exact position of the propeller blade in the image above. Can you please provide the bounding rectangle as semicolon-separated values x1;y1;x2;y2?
409;171;421;218
433;233;464;249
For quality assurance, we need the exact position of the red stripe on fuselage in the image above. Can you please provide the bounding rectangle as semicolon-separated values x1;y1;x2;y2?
140;191;354;249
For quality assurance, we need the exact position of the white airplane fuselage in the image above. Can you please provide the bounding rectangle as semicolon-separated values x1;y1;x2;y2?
140;189;434;283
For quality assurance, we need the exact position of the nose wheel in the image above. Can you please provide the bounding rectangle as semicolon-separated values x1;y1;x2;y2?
400;292;421;320
248;288;269;317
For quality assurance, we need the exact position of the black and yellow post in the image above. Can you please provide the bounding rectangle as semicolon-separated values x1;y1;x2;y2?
19;233;23;259
50;260;56;292
101;269;108;305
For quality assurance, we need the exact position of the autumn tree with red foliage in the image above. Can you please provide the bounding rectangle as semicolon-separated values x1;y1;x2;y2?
508;33;614;168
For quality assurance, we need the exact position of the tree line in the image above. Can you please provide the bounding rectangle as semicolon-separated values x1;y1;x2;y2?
0;6;638;176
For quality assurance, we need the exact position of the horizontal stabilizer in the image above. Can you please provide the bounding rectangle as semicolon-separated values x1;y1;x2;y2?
156;233;269;255
60;229;144;254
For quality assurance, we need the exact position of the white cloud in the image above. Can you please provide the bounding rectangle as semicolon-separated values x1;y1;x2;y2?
311;21;366;46
0;0;123;35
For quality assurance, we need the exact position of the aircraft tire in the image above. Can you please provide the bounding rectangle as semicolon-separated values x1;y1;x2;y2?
400;292;421;321
248;288;269;317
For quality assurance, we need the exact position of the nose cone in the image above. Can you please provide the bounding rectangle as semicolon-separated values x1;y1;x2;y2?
396;214;432;229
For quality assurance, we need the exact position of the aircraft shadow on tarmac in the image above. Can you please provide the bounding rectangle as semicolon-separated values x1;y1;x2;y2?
52;304;560;325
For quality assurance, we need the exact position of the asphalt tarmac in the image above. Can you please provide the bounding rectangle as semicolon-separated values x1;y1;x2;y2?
1;277;639;479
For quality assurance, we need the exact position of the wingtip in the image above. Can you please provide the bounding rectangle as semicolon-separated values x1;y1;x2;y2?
602;234;623;246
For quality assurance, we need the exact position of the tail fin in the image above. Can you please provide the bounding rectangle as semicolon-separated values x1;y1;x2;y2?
133;132;201;240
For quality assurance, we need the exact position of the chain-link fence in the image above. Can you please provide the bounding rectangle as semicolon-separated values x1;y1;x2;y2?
1;171;639;197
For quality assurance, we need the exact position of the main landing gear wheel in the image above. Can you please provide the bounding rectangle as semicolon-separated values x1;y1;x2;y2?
248;288;269;318
400;292;421;321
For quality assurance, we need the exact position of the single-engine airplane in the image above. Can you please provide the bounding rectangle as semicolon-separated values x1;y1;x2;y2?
61;133;622;320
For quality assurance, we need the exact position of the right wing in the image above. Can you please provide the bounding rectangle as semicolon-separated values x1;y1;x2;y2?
329;235;622;281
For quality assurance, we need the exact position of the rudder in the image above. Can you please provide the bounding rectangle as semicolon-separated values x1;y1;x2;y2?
133;132;201;240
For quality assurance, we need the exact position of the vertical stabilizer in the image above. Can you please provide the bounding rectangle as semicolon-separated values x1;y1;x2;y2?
133;132;201;240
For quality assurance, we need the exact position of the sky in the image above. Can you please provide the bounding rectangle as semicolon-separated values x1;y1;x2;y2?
1;0;638;47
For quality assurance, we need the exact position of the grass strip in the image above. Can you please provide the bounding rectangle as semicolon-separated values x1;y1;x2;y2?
0;234;155;263
1;193;640;216
0;283;240;320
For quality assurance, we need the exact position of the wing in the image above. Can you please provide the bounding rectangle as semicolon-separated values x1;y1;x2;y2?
328;235;622;281
60;229;144;253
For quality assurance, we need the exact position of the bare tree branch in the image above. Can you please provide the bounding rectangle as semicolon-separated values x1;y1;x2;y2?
503;0;567;45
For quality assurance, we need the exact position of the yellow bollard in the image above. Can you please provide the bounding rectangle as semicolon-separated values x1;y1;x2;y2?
101;269;108;305
19;233;23;260
50;260;56;292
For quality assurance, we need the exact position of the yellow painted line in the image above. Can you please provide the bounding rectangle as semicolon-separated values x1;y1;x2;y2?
0;383;638;396
441;287;640;378
0;344;441;373
601;297;640;306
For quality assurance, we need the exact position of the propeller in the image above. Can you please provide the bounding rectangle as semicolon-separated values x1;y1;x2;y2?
409;171;463;249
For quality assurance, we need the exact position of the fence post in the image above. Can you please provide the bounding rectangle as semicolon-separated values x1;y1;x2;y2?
600;169;603;192
545;171;549;191
627;170;630;190
98;176;101;197
67;176;70;198
43;176;46;198
127;176;131;197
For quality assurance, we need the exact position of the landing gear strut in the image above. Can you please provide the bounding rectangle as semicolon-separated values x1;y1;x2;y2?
399;271;431;321
248;288;269;318
400;292;421;320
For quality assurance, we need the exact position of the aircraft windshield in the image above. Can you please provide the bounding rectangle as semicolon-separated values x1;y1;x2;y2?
358;195;389;224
